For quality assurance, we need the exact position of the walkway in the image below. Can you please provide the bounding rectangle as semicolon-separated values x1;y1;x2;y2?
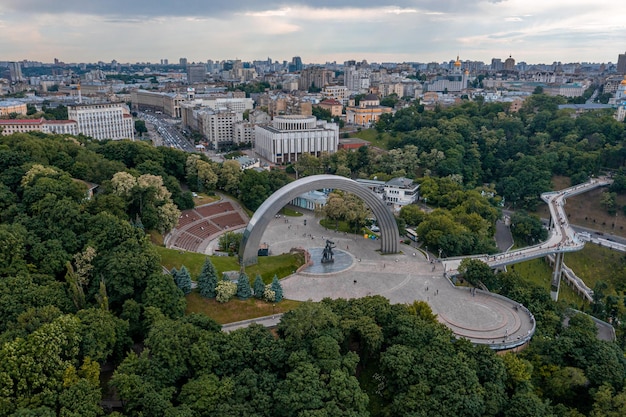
442;177;613;275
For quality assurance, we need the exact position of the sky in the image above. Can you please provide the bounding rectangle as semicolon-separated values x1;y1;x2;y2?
1;0;625;65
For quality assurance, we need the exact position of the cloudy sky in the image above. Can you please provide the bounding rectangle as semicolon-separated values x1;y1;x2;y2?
1;0;624;65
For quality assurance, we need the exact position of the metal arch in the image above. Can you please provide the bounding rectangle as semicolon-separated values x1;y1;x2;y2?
239;174;400;266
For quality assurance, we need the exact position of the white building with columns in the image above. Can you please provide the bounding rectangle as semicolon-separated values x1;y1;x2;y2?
254;115;338;164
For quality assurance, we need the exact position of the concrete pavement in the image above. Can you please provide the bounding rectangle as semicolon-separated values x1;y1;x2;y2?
259;210;534;350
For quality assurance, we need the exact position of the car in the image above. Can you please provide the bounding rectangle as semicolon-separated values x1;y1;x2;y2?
370;225;380;232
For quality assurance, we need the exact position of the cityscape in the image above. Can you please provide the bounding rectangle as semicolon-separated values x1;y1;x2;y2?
2;2;626;414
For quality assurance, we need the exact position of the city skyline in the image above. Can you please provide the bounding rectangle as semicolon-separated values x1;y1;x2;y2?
1;0;625;65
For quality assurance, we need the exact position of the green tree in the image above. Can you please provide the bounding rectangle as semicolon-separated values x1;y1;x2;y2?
134;120;147;137
143;273;186;319
271;275;283;302
197;258;218;298
236;272;252;300
253;274;265;299
174;265;193;295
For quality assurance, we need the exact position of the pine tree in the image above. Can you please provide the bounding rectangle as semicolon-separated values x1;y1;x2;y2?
253;274;265;299
270;274;283;302
197;257;218;298
237;272;252;300
222;272;231;281
175;265;193;295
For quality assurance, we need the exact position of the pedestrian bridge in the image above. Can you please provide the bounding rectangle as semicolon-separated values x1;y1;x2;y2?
443;177;613;300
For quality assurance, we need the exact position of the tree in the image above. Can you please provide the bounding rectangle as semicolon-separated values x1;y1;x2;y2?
458;258;495;288
143;273;186;319
253;274;265;299
174;265;193;295
399;204;426;227
197;258;218;298
218;231;242;255
134;120;147;137
271;275;283;302
236;272;252;300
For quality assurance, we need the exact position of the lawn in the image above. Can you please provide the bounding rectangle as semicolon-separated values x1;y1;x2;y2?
511;258;587;307
155;246;305;283
185;292;301;324
564;243;626;294
280;207;304;217
350;128;394;150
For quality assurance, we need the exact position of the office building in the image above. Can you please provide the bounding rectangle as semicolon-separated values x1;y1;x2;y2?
187;64;207;83
254;115;338;164
67;103;134;140
618;52;626;74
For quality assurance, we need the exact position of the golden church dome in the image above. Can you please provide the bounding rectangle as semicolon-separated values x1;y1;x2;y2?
621;75;626;86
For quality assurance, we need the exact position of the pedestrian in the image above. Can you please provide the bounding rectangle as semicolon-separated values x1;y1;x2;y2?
426;286;428;291
347;245;349;250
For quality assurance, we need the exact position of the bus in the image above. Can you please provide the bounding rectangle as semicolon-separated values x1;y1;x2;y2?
405;228;418;242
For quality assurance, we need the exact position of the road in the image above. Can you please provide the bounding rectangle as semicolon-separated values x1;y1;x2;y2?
138;111;196;152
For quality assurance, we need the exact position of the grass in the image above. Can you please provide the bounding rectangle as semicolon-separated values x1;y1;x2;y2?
350;129;394;150
564;244;626;294
511;258;586;307
155;246;304;283
185;292;301;324
280;207;303;217
193;192;219;206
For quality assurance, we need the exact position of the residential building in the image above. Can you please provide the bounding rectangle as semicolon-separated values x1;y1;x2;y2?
67;103;134;140
323;85;349;104
254;115;338;164
200;110;243;150
8;62;24;82
0;118;78;136
234;121;255;147
298;67;333;91
316;99;343;117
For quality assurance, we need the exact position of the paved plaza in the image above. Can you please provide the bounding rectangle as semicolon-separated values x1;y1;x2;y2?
258;210;534;348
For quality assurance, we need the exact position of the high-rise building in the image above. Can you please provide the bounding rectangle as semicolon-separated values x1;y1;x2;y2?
290;56;303;72
186;64;207;83
179;57;188;66
618;52;626;74
298;67;333;91
8;62;23;82
67;103;134;140
491;58;503;71
161;59;169;65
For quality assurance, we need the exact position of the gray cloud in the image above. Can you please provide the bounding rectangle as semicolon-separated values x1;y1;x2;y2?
1;0;494;18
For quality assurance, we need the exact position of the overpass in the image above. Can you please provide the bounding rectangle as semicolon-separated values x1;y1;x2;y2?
443;177;612;301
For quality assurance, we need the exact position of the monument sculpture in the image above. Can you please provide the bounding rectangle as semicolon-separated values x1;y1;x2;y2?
321;240;335;263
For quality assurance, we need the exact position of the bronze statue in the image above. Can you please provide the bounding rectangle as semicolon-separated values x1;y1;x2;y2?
321;239;335;263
